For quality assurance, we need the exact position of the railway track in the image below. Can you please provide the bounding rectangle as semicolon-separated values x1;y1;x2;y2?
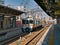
25;27;48;45
7;26;48;45
0;26;49;45
0;33;26;45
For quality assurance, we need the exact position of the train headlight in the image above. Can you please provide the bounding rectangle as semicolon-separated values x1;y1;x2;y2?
30;26;33;29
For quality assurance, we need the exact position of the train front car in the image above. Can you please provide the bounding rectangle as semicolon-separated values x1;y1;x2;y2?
22;15;34;33
21;15;43;33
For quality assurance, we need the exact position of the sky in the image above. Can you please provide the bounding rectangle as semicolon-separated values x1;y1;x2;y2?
4;0;50;20
5;0;38;9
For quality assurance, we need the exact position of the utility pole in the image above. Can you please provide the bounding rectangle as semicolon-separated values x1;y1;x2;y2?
20;0;31;18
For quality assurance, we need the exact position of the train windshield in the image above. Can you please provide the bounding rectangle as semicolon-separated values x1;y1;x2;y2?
22;19;33;24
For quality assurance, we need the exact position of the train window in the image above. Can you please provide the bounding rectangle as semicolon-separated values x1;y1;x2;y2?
33;20;36;24
22;19;33;24
22;19;26;24
29;20;33;24
26;20;28;24
22;19;29;24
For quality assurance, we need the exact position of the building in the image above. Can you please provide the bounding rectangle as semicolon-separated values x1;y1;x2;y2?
16;6;25;28
0;5;24;29
16;6;25;11
0;5;24;43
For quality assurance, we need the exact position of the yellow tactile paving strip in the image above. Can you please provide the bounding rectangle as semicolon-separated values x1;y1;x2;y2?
48;29;54;45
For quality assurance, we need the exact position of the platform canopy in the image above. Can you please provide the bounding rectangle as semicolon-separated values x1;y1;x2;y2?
34;0;55;18
35;0;60;19
0;5;24;15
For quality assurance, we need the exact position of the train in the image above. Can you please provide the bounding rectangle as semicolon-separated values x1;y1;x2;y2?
21;15;43;33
